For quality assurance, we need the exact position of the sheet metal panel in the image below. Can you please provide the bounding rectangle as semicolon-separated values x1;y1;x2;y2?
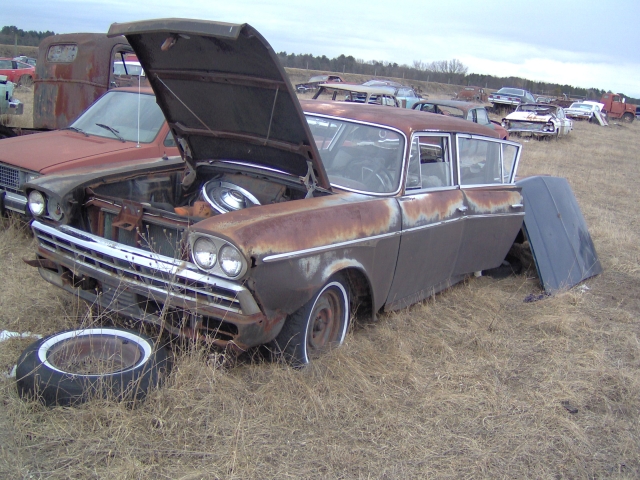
517;176;602;292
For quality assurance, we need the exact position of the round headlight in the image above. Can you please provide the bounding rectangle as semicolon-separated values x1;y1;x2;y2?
219;244;244;277
28;190;46;216
192;237;217;270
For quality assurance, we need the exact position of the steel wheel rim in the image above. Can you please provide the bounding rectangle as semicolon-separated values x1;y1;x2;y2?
306;282;348;356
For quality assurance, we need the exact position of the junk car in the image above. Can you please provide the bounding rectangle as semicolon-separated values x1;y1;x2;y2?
502;103;573;139
412;99;509;140
565;101;605;122
0;57;35;86
312;83;401;107
454;86;487;103
0;87;178;215
24;18;525;365
489;87;536;111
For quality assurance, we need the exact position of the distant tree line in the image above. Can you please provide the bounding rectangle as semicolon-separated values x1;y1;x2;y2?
0;26;55;47
277;51;639;104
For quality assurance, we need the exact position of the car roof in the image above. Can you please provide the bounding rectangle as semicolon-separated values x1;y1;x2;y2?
300;99;499;138
413;99;481;113
318;83;396;95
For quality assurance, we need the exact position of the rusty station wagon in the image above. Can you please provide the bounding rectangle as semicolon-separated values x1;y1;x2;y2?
24;19;524;365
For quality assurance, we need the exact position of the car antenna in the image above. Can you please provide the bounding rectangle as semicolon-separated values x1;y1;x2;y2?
136;69;141;148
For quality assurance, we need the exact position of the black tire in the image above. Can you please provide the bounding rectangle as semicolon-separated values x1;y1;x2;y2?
18;75;33;87
622;112;634;123
16;327;171;406
273;274;350;366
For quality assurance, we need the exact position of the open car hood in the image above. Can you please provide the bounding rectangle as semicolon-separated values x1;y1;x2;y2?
107;18;330;190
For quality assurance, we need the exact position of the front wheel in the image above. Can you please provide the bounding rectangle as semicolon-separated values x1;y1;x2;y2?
16;327;171;406
273;274;350;366
622;112;634;123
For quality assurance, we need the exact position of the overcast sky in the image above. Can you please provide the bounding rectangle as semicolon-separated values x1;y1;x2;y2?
9;0;640;97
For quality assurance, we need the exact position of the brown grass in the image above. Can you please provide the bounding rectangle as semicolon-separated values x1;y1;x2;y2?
0;112;639;478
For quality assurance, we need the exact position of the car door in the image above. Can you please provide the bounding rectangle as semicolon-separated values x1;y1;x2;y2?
454;135;525;275
385;133;466;310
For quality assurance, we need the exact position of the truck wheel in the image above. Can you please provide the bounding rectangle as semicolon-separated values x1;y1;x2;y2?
18;75;33;87
16;327;171;406
272;274;350;366
622;112;634;123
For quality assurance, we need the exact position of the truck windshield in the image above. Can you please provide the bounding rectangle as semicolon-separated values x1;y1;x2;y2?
70;91;164;143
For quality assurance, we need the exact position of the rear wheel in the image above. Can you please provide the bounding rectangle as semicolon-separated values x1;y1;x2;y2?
273;274;350;366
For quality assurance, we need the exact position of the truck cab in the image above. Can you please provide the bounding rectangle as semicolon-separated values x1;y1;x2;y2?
600;93;636;122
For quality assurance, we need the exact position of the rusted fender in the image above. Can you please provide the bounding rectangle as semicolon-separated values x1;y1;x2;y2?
190;192;401;262
191;193;403;319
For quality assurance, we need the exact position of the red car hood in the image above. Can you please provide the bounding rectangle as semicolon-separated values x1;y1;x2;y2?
0;130;155;174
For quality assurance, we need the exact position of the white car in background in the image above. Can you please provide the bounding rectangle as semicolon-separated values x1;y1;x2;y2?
502;103;573;139
565;101;605;122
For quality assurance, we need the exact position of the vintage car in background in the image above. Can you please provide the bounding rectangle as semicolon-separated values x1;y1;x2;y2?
295;74;346;93
489;87;536;111
565;101;606;122
412;99;509;140
362;80;422;108
502;103;573;139
24;19;525;369
454;86;488;103
0;57;36;86
312;83;400;106
534;96;553;104
0;87;178;215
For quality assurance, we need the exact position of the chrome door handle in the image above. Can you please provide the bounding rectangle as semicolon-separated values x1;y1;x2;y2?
457;206;468;212
511;203;524;209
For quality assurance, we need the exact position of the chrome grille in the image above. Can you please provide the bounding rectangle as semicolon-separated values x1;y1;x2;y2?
0;164;20;192
33;222;246;314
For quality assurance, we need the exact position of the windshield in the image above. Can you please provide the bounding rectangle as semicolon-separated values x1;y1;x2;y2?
306;115;405;194
71;91;165;143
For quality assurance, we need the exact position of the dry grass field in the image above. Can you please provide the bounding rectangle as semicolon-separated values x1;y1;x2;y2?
0;104;639;478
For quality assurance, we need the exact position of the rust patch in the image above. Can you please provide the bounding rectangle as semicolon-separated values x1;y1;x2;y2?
401;190;464;227
192;193;400;259
464;188;522;214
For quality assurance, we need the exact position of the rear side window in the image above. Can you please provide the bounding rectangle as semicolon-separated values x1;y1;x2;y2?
457;136;521;185
46;44;78;63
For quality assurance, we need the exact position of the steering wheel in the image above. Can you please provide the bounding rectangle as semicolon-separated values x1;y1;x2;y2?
355;157;394;192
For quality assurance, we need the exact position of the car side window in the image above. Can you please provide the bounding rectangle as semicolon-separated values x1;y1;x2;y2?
502;143;518;183
458;137;501;185
458;136;521;185
406;135;452;190
163;131;177;148
0;60;11;69
475;108;489;125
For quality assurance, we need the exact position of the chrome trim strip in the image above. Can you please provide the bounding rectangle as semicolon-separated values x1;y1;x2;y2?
263;211;525;262
31;221;261;315
262;230;401;263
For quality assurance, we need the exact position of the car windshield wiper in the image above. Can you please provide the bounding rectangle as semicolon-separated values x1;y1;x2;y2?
95;123;125;142
64;126;89;137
